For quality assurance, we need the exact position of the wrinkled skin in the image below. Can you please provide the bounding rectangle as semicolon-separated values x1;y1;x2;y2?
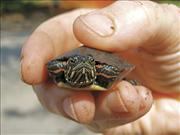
21;1;180;135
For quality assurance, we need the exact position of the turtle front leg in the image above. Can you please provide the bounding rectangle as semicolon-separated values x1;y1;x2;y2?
47;59;66;84
47;60;65;75
95;62;120;89
123;78;140;85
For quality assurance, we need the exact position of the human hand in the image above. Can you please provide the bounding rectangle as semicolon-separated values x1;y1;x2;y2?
21;1;180;134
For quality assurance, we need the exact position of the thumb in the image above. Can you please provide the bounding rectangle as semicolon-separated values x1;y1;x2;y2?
73;1;179;52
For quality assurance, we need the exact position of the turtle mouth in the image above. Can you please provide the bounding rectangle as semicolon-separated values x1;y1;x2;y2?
65;63;96;87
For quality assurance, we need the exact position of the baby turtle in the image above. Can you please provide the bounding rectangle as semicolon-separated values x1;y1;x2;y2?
47;46;135;91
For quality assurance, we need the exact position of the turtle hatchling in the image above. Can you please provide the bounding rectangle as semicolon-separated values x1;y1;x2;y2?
47;46;135;91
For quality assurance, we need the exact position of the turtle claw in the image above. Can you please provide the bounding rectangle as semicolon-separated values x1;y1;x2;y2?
123;78;141;85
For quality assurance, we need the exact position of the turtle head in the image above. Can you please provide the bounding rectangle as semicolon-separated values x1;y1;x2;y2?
65;55;96;87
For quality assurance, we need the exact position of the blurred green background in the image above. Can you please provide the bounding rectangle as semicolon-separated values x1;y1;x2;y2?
1;0;179;15
160;0;180;6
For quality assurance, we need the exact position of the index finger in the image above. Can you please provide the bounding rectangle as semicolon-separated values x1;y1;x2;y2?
21;9;92;84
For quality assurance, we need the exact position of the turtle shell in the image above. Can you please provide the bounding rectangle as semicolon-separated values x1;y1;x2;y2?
47;46;135;91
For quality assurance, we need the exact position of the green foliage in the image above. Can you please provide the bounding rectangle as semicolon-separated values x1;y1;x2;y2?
159;0;180;7
1;0;179;14
1;0;47;13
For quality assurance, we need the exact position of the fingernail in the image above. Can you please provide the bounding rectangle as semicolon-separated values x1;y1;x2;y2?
62;97;79;122
107;91;129;113
80;13;114;37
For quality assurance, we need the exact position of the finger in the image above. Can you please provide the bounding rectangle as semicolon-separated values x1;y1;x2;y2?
73;1;179;52
33;82;95;124
88;81;153;131
21;9;92;84
103;98;180;135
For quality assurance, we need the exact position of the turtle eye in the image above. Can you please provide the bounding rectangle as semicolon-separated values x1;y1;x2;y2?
87;55;94;62
90;58;94;62
68;58;76;64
